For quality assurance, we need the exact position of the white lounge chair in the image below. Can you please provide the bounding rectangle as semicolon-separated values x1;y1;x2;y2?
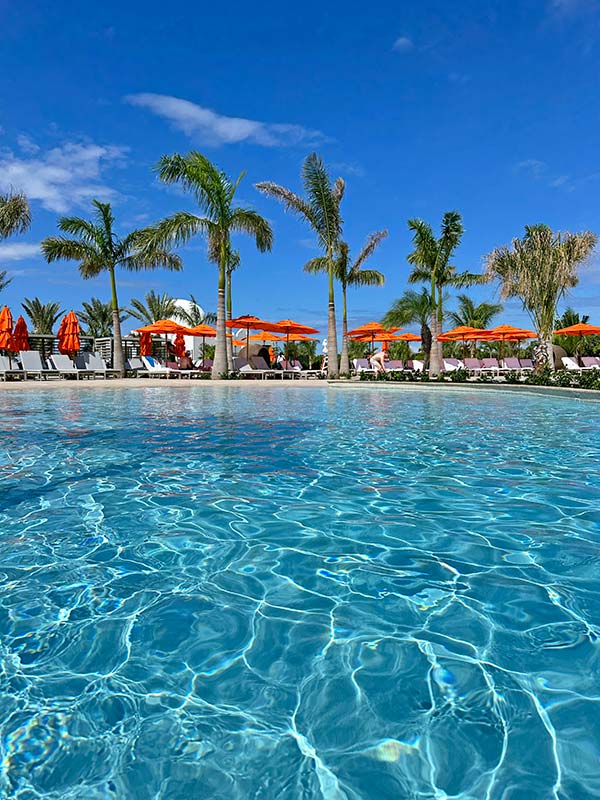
77;352;120;378
562;356;582;372
0;355;23;380
141;356;179;377
443;358;463;372
50;354;95;379
353;358;375;374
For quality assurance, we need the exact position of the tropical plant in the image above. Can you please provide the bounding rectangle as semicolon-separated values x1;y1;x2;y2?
446;293;503;356
175;294;217;327
126;290;179;325
256;153;344;378
0;191;31;240
78;297;128;338
305;232;386;374
382;289;435;370
21;297;64;334
485;225;597;367
41;200;181;375
0;270;12;294
139;152;273;378
407;212;482;375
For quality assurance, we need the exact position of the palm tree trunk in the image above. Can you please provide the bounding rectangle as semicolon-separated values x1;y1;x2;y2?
225;269;233;371
212;262;228;378
339;283;350;375
327;255;339;378
428;280;441;376
109;265;125;376
421;324;431;370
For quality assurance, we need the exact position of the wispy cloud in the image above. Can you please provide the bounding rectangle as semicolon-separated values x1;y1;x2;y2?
0;242;40;261
0;139;128;213
330;161;366;178
516;159;572;190
125;93;328;148
392;36;414;52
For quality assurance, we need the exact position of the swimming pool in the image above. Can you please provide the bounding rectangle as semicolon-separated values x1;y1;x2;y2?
1;386;599;799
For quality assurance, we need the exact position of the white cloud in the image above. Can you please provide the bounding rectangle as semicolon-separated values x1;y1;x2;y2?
0;242;40;261
393;36;414;52
125;93;328;147
0;140;128;213
16;134;39;155
330;161;366;178
517;159;573;190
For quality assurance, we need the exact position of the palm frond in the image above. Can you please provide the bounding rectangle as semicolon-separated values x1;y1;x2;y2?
303;256;328;274
229;208;273;252
0;192;31;239
255;182;315;226
352;230;388;272
137;212;211;250
121;250;183;272
0;270;13;294
41;237;105;277
348;268;385;288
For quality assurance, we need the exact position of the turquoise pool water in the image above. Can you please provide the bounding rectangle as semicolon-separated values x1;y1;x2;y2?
1;386;599;799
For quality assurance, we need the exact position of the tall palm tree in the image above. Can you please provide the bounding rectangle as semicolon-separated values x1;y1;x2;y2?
0;270;12;294
305;232;387;374
447;293;503;356
225;249;241;370
41;200;181;375
256;153;344;378
175;294;217;327
382;289;435;370
485;224;597;367
126;291;179;325
139;152;273;378
79;297;128;338
22;298;64;334
0;192;31;240
407;212;481;375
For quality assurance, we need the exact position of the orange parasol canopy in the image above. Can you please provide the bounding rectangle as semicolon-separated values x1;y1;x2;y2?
57;311;81;355
248;332;286;342
275;319;319;335
173;332;186;358
553;322;600;336
139;330;153;357
135;320;193;335
438;325;489;342
346;321;400;338
393;332;421;342
13;316;30;351
0;306;15;351
286;334;319;342
226;314;284;355
353;331;406;343
188;323;217;337
481;324;537;341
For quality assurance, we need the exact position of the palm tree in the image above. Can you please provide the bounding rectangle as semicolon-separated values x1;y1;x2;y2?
447;293;503;356
0;192;31;240
139;152;273;378
79;297;128;338
382;289;435;370
485;224;597;367
41;200;181;375
175;294;217;327
22;298;64;334
305;232;387;374
0;270;12;294
407;212;482;375
225;249;241;370
256;153;344;378
126;291;179;325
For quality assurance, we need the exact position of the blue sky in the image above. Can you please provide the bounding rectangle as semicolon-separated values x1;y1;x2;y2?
1;0;599;334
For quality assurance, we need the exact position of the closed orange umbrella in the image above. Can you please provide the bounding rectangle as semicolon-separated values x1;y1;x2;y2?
13;316;30;351
139;330;153;357
173;332;186;358
58;311;81;355
0;306;15;352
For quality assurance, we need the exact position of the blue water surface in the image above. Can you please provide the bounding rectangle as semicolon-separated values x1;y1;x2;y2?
1;385;600;800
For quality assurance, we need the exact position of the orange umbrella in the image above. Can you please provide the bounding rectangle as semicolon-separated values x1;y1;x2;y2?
275;319;319;359
393;332;421;342
482;324;537;341
13;316;30;351
553;322;600;336
186;323;217;366
139;330;153;357
438;325;489;342
135;320;193;335
0;306;15;352
347;321;402;354
226;314;284;359
173;332;186;358
248;332;286;342
57;311;81;355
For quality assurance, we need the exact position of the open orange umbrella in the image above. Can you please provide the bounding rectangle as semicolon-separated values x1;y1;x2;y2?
135;320;193;335
248;332;286;342
553;322;600;336
226;314;284;359
347;321;402;354
438;325;489;342
57;311;81;355
13;316;30;351
482;324;537;341
0;306;15;352
393;332;421;342
185;323;217;366
275;319;319;360
139;330;153;357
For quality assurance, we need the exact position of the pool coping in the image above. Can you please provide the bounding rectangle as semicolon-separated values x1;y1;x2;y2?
1;376;600;402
